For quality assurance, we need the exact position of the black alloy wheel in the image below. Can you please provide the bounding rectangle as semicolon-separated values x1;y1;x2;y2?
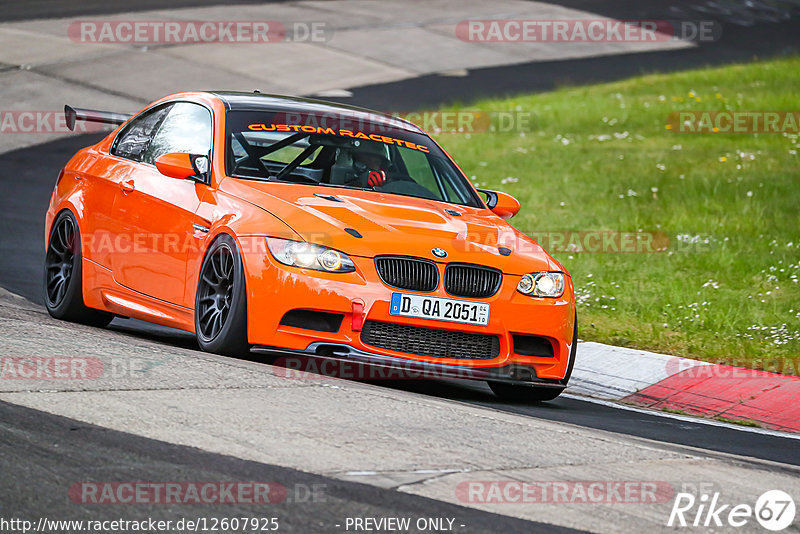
45;214;76;308
43;210;113;326
195;235;249;356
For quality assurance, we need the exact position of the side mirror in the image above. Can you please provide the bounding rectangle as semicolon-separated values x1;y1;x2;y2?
478;189;521;219
154;152;209;181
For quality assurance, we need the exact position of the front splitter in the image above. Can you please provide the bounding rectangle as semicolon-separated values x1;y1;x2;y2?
251;342;567;388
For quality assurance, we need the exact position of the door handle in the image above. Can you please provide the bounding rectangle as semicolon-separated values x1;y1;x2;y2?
120;179;135;193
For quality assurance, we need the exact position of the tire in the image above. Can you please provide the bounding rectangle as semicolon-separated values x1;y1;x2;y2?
44;210;114;327
488;312;578;403
194;234;249;356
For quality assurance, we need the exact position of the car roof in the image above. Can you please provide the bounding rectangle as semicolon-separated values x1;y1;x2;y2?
209;91;424;134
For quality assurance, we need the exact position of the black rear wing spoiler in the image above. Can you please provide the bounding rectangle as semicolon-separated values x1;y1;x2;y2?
64;105;132;131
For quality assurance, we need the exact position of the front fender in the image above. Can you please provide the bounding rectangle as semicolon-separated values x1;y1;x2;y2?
187;188;301;320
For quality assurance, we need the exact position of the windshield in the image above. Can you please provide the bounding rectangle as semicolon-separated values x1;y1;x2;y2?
224;110;483;208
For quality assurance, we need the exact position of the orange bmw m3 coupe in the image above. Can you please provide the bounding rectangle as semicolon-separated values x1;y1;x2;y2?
45;92;576;401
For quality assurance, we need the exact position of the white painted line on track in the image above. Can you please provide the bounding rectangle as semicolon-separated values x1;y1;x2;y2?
563;393;800;440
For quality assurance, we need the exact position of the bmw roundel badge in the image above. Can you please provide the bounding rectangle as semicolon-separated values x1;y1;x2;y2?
431;248;448;258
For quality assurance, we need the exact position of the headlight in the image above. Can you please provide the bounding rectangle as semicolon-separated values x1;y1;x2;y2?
266;237;355;273
517;272;565;298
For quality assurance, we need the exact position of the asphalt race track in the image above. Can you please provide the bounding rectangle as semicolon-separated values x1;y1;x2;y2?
0;401;578;534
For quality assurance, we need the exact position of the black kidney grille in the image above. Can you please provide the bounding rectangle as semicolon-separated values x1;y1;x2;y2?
361;321;500;360
444;264;502;298
375;256;438;292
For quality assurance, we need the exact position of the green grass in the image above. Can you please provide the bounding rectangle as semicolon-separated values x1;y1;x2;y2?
662;408;691;416
434;56;800;374
715;416;763;428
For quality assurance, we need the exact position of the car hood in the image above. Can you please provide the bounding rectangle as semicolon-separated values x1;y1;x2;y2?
221;179;559;275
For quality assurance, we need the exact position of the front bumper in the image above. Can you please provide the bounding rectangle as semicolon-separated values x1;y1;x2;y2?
240;239;576;381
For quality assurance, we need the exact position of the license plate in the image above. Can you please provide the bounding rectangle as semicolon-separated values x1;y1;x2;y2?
389;293;490;326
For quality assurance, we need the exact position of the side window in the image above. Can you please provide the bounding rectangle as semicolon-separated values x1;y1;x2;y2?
111;104;172;161
142;102;212;165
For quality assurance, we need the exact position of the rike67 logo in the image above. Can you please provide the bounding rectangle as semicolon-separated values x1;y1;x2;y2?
668;489;796;531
